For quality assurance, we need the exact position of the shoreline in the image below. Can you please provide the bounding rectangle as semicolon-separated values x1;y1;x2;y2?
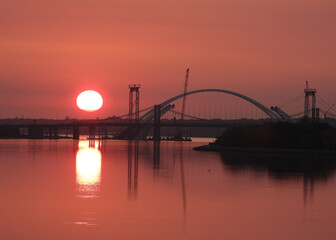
193;144;336;156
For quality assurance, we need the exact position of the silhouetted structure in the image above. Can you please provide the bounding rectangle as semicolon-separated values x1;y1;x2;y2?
28;126;43;139
72;125;79;140
48;127;59;139
153;105;161;141
89;125;95;139
207;121;336;150
304;81;318;119
3;86;336;141
129;84;140;139
176;68;190;140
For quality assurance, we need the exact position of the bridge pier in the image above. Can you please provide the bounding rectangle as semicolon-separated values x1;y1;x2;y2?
104;128;108;139
153;105;161;141
53;128;58;139
73;125;79;140
89;125;95;140
28;126;44;139
48;128;53;139
97;127;107;139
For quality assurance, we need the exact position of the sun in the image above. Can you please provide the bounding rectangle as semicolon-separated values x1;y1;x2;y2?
76;90;103;112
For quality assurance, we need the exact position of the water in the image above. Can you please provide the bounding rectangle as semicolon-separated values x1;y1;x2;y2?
1;139;336;240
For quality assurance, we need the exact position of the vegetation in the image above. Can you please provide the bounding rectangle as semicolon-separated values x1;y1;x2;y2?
214;121;336;150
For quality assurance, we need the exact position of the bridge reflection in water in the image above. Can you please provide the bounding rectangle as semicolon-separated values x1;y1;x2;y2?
2;139;336;239
126;140;187;220
220;151;336;205
73;139;336;232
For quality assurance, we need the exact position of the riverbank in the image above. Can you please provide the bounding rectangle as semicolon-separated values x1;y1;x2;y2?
194;121;336;155
193;144;336;156
194;120;336;156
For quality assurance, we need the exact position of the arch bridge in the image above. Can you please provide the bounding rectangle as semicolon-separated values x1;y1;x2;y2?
141;89;294;122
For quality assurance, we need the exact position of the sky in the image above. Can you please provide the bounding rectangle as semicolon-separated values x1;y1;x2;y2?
0;0;336;119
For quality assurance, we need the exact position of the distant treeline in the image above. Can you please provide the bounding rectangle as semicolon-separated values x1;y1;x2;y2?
215;121;336;150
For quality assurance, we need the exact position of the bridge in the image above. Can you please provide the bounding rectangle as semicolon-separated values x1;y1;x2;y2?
1;85;335;140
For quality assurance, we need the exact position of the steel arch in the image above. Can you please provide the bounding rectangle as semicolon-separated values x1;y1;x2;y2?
141;89;281;120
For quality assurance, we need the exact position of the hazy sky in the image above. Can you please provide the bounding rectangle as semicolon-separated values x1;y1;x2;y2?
0;0;335;119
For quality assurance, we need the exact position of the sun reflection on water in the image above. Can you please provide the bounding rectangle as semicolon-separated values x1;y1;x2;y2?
76;141;101;198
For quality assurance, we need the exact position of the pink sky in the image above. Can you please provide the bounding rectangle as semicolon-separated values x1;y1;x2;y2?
0;0;335;119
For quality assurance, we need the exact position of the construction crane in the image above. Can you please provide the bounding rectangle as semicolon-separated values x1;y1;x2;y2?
181;68;190;121
175;68;190;140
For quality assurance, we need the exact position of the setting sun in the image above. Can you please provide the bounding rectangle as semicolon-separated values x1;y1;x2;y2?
76;90;103;112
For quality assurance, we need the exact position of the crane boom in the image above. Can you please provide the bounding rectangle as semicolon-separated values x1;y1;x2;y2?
181;68;189;121
175;68;190;140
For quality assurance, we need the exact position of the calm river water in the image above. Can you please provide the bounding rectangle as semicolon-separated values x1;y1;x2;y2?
1;139;336;240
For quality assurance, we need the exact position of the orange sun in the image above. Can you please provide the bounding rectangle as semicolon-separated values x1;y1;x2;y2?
76;90;103;112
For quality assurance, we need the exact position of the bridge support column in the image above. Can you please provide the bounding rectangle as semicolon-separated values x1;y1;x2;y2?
73;125;79;140
28;126;44;139
129;84;141;140
104;128;108;139
53;128;58;139
316;108;320;119
89;125;95;140
153;105;161;141
49;128;53;139
304;82;317;119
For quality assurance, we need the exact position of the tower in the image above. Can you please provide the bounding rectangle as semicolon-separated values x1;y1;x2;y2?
129;84;140;139
304;81;317;119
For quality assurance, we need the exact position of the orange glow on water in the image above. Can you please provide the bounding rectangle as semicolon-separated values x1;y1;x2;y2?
76;141;101;198
76;90;103;112
2;140;336;239
76;148;101;184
